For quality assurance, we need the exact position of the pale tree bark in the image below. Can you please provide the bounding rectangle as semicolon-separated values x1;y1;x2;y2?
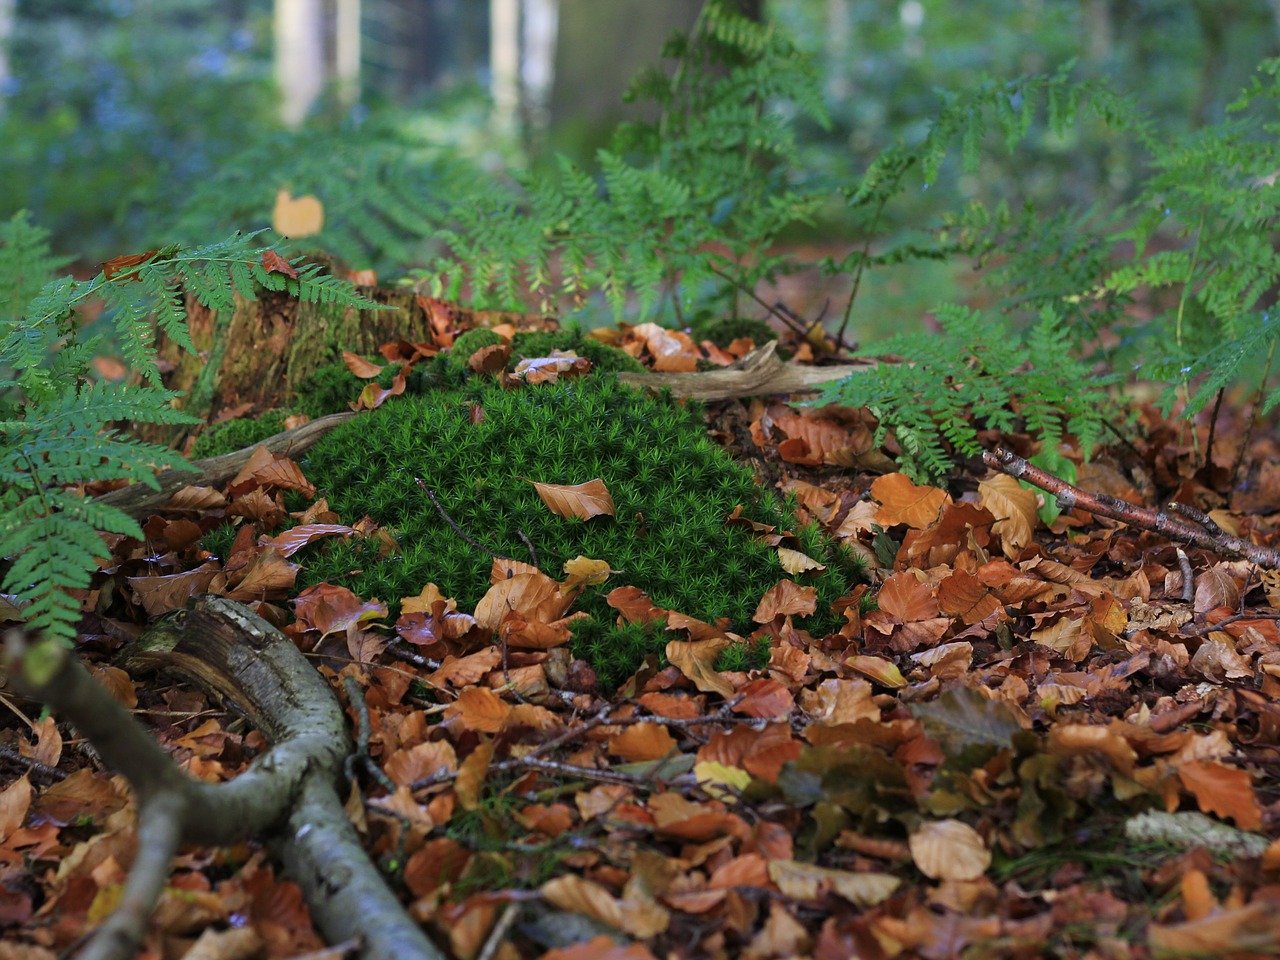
491;0;521;133
334;0;361;109
0;0;13;110
276;0;327;126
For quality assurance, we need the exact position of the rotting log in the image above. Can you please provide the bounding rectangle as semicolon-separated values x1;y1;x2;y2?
95;411;357;521
616;340;875;400
5;597;444;960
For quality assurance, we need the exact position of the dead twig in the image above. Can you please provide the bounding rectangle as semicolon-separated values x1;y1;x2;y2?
982;446;1280;568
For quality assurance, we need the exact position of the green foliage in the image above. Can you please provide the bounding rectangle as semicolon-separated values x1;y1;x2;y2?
816;305;1118;484
0;0;275;260
0;217;376;641
690;316;777;349
190;411;290;460
291;376;848;688
411;0;830;322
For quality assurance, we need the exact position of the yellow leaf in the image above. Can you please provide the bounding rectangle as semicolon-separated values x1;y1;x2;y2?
693;761;751;801
272;189;324;237
665;637;734;699
768;859;899;907
777;547;826;575
562;555;613;589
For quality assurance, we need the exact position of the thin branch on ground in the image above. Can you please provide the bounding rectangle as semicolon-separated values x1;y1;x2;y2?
982;446;1280;567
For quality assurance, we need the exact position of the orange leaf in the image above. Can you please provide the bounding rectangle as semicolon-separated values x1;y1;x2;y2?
527;477;616;519
875;573;940;621
353;370;407;411
753;580;817;622
1177;760;1262;830
871;473;950;529
342;350;385;379
978;474;1038;558
454;739;495;811
102;250;156;281
937;570;1003;625
666;637;734;699
539;936;657;960
732;678;794;719
448;687;512;734
609;722;678;762
260;249;299;278
225;546;299;600
0;776;31;842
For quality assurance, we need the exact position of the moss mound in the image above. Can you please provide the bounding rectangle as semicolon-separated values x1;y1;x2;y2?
691;316;777;349
293;375;849;686
191;411;289;459
510;329;645;375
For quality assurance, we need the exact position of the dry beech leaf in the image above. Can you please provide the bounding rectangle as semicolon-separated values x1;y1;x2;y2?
777;547;826;576
272;189;324;236
871;472;950;529
448;686;511;734
844;655;908;689
342;350;384;379
908;818;991;881
768;859;899;907
979;473;1039;558
258;523;354;558
666;637;734;699
609;722;678;762
526;477;616;519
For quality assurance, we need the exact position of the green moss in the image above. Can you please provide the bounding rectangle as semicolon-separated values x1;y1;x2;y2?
292;356;445;417
293;376;849;687
445;328;506;379
191;410;289;459
691;316;777;349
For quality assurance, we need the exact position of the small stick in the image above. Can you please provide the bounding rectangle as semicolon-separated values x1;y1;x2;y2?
982;446;1280;568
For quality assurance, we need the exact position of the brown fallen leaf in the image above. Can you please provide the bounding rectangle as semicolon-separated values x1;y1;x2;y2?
526;477;616;519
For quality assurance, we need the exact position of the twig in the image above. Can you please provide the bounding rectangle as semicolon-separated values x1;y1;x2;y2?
477;904;521;960
982;446;1280;567
1180;610;1280;637
415;479;514;562
1175;548;1194;603
515;529;539;568
0;746;67;782
342;676;396;794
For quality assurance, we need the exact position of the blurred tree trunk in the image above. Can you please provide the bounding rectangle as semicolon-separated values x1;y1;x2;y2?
0;0;13;108
547;0;701;153
276;0;326;126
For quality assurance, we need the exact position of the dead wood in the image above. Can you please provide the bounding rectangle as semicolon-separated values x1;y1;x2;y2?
615;340;875;400
95;411;357;521
6;597;443;960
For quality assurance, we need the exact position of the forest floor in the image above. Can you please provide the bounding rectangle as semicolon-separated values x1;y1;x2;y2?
2;311;1280;960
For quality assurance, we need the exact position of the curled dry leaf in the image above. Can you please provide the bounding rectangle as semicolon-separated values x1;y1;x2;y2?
527;477;616;520
342;350;384;379
908;818;991;881
979;473;1039;558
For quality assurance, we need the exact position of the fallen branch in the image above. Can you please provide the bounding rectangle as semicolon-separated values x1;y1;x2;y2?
616;341;875;400
94;412;358;520
6;596;442;960
982;446;1280;568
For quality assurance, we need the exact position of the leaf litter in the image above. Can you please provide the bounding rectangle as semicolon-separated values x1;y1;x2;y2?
3;319;1280;960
